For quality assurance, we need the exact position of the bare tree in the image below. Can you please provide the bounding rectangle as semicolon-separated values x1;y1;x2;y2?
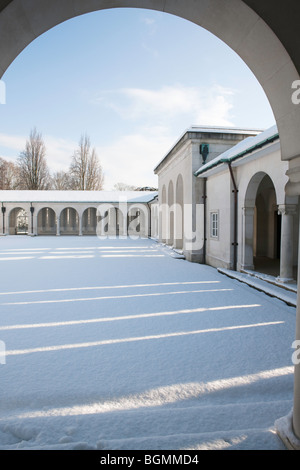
113;182;137;191
0;157;21;190
70;134;104;190
51;170;73;190
17;128;51;190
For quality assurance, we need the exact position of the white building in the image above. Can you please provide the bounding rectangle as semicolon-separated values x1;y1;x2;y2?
155;125;299;284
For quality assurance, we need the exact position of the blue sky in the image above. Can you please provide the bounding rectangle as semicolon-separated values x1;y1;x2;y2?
0;8;275;189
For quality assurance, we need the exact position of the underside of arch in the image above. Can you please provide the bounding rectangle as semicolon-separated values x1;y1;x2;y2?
0;0;299;162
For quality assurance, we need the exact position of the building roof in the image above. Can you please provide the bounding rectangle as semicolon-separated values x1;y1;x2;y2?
0;190;158;204
154;125;263;174
195;124;279;177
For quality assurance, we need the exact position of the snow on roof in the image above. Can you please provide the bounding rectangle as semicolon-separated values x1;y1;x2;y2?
186;125;264;135
0;190;158;204
195;124;279;176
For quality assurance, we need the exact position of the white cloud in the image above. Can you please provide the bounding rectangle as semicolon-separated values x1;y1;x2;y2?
0;84;236;189
140;15;158;35
87;83;237;188
96;130;170;190
97;84;236;127
0;133;26;153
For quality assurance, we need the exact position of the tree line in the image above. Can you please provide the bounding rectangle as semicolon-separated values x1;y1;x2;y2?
0;129;105;191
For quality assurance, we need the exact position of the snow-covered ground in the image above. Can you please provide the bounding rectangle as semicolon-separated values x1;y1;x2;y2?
0;236;296;450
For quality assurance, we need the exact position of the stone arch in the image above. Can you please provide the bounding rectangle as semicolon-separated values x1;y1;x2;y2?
127;203;149;238
9;206;28;235
60;207;79;235
0;0;299;165
167;180;175;246
82;207;97;235
37;207;57;235
160;184;167;243
151;202;159;239
175;173;184;250
1;0;300;444
243;172;279;273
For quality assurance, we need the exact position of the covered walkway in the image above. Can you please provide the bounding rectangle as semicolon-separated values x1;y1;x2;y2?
0;190;158;239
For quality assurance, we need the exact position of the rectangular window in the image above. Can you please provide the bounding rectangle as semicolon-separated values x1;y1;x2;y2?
210;211;219;239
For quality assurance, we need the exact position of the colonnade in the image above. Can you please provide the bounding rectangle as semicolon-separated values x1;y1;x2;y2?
0;202;158;238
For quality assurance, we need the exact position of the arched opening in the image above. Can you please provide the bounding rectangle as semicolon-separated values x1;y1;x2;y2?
254;174;279;276
60;207;79;236
127;204;148;238
167;180;174;246
0;1;299;167
160;185;167;243
175;174;184;250
1;0;300;446
151;203;159;239
82;207;97;235
243;172;280;276
9;207;28;235
37;207;56;235
115;207;126;237
96;205;118;237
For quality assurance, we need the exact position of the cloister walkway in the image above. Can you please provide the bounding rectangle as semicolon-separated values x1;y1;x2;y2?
0;236;296;450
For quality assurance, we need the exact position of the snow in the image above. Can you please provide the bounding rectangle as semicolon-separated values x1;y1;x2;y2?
195;124;278;176
0;236;296;450
0;190;157;204
218;268;297;307
275;411;300;450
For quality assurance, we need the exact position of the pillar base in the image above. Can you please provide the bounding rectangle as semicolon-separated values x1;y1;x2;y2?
275;410;300;450
241;264;255;271
276;276;295;284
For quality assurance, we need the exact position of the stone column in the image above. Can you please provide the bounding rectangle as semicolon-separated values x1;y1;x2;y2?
45;208;51;232
79;214;83;236
29;206;37;236
241;207;255;270
56;216;60;236
276;162;300;448
277;204;297;283
0;205;6;235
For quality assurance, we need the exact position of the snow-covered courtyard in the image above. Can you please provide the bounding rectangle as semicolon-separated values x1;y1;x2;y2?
0;236;296;450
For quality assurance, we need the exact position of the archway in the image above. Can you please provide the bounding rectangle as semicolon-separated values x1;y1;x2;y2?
243;172;279;274
82;207;97;235
127;204;148;238
174;174;184;250
9;207;28;235
1;0;300;446
59;207;79;235
160;185;167;243
253;174;279;276
0;1;299;167
37;207;56;235
167;180;174;246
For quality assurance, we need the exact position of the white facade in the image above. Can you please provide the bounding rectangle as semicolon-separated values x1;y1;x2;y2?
155;125;299;283
154;126;262;262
